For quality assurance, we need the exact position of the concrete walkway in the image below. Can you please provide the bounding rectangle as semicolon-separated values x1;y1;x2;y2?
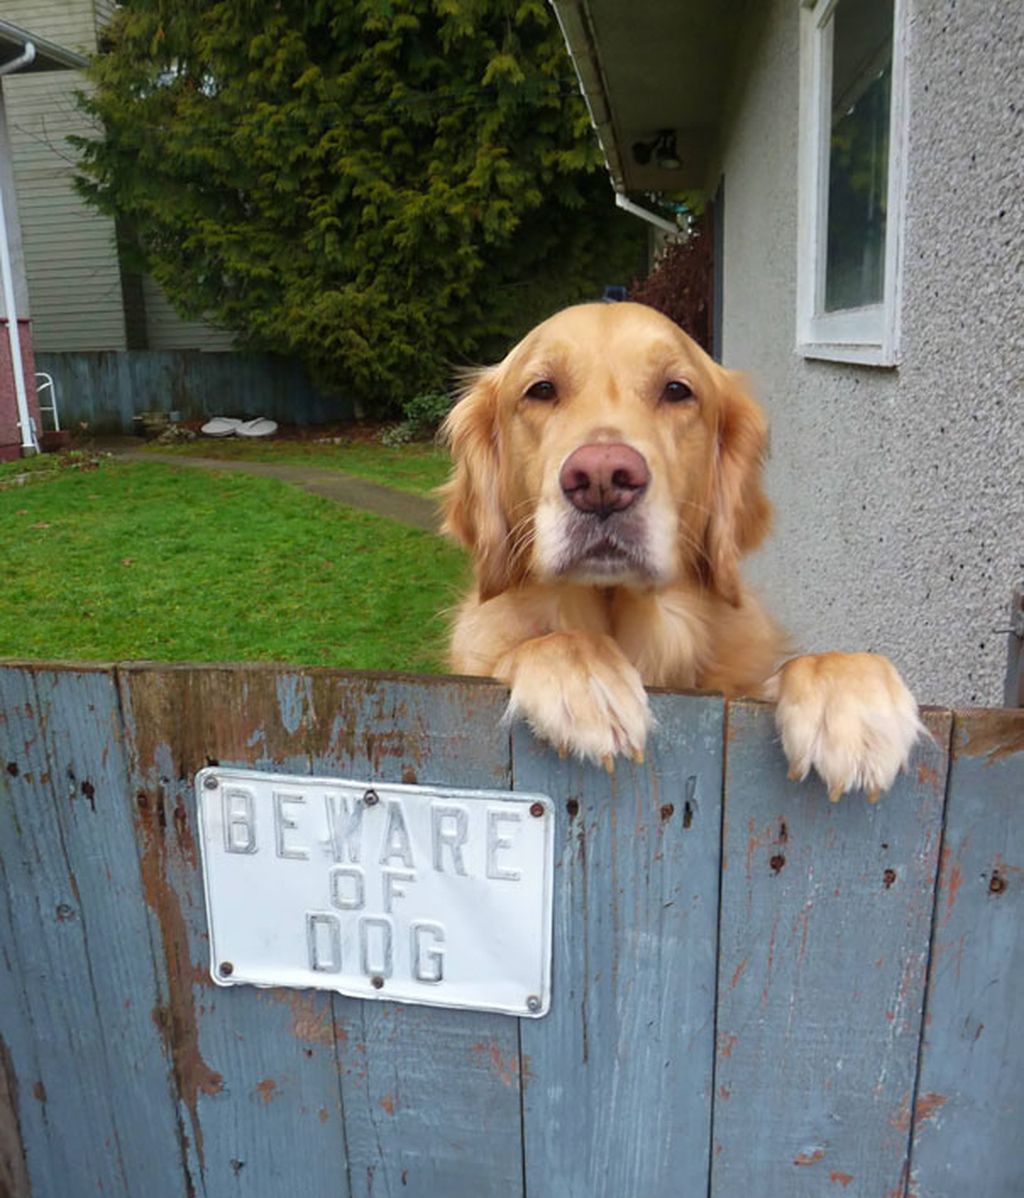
122;450;440;534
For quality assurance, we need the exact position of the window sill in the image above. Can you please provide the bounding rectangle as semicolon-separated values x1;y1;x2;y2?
796;341;899;368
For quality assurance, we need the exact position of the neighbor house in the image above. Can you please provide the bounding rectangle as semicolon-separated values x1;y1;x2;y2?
3;0;234;356
1;1;351;435
0;18;85;459
554;0;1021;707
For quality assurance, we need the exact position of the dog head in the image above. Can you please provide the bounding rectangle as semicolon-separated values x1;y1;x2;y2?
440;302;771;604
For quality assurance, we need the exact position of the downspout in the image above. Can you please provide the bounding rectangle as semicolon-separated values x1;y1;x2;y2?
0;38;38;452
614;193;680;237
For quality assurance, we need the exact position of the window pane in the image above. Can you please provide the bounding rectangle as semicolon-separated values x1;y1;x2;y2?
824;0;894;312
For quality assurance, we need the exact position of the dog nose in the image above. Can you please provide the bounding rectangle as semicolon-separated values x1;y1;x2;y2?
559;443;650;517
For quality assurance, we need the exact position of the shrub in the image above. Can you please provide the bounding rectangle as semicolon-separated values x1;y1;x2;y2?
629;219;712;351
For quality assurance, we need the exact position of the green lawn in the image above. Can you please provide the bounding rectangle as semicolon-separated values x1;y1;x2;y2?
0;458;466;672
142;436;451;496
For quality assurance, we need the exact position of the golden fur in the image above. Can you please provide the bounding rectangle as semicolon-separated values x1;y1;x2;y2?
440;303;922;800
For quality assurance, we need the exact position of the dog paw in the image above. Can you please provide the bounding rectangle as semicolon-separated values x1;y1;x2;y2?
496;632;651;769
764;652;925;802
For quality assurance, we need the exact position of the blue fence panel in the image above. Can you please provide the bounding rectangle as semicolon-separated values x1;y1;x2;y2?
0;664;1020;1198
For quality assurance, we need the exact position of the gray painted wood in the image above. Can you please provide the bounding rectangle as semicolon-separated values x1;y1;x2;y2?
117;663;349;1198
305;671;524;1198
515;692;726;1198
0;664;188;1197
710;701;952;1198
908;709;1024;1198
2;663;1020;1198
35;350;355;434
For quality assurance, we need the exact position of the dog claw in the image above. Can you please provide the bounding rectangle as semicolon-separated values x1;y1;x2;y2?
828;784;844;803
866;787;882;805
557;745;568;760
601;755;615;775
787;765;803;782
632;749;645;766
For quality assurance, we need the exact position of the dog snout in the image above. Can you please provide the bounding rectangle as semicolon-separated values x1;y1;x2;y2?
559;443;650;518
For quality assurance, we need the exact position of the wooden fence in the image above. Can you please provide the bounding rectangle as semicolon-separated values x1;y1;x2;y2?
0;661;1020;1198
34;351;355;435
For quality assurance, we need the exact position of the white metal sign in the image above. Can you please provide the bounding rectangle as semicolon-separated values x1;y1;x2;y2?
196;768;554;1017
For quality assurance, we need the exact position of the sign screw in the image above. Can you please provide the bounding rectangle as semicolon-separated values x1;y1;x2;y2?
219;961;234;977
526;995;542;1013
370;975;385;990
363;789;380;807
204;775;219;790
529;801;545;818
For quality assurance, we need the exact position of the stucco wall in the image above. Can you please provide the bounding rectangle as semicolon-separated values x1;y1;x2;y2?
715;0;1022;706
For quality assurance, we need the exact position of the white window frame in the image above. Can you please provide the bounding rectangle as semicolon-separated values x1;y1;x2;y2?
796;0;909;366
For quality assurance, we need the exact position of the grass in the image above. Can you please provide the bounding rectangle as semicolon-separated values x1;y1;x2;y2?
0;458;467;672
141;436;451;496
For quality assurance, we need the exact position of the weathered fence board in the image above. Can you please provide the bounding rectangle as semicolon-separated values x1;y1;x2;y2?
710;702;952;1197
908;711;1024;1198
0;665;187;1198
0;662;1020;1198
35;350;355;435
303;670;524;1198
515;693;725;1198
118;664;352;1198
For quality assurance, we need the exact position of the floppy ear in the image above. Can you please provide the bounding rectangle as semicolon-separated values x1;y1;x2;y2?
703;369;772;606
439;367;515;601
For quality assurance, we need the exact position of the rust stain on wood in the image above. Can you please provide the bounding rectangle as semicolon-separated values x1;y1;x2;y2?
830;1170;855;1187
255;1078;278;1105
262;990;335;1045
172;796;198;869
136;784;223;1173
916;762;939;789
956;709;1024;764
469;1042;529;1089
913;1092;947;1127
794;1148;826;1166
718;1033;738;1058
0;1032;31;1198
889;1091;948;1153
379;1094;395;1116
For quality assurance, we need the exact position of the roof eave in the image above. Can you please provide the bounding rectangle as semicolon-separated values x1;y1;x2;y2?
551;0;626;194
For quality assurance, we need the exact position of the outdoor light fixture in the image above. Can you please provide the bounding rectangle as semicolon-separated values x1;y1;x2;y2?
631;129;682;170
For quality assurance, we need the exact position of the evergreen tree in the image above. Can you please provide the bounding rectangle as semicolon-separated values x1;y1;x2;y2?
75;0;645;413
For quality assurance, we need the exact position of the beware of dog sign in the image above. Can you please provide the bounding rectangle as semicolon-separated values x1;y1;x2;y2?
197;768;554;1017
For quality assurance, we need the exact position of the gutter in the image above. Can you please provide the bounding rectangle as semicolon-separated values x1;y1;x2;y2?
0;37;38;452
551;1;681;238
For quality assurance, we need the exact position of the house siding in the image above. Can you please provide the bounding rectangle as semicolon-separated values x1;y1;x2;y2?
713;0;1022;706
3;0;97;53
141;275;236;352
6;70;129;351
6;0;237;353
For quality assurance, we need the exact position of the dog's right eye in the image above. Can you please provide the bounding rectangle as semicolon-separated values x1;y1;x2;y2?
525;380;557;402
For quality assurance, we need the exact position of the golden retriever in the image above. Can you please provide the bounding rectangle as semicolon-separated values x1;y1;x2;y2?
439;302;922;801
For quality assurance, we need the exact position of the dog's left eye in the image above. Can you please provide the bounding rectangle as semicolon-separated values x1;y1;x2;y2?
525;380;557;401
662;380;694;403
